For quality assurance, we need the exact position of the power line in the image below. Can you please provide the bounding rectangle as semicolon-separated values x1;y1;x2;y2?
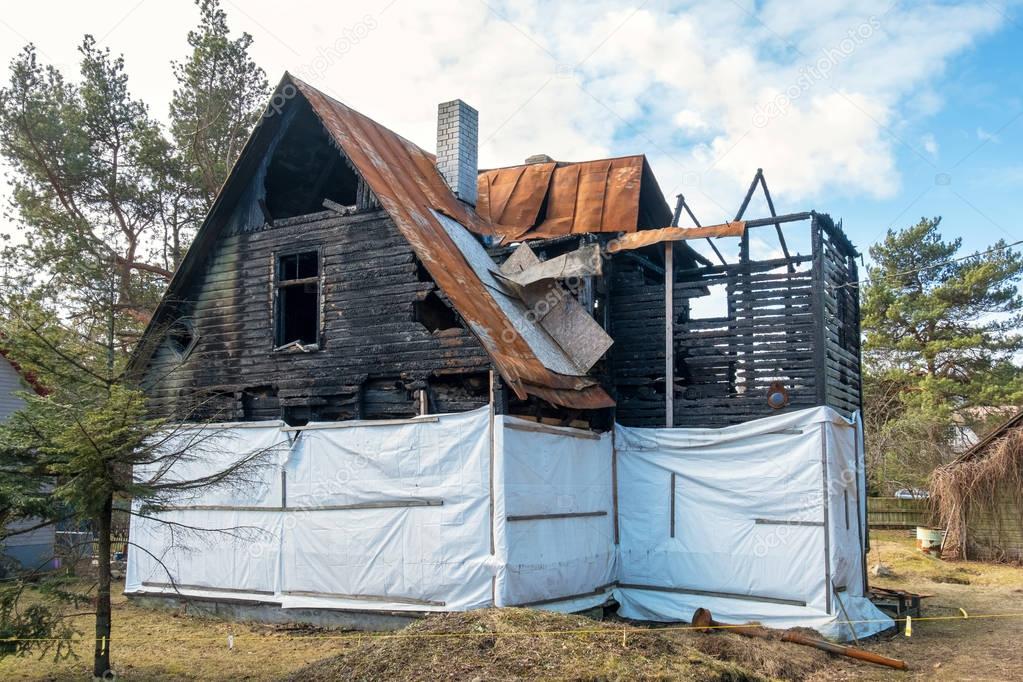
829;239;1023;291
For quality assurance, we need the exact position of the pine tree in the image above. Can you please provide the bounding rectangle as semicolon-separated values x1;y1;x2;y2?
0;298;281;676
170;0;269;211
861;217;1023;490
0;39;184;342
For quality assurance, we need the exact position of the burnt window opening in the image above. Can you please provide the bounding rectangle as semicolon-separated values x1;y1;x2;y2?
275;250;321;349
282;405;311;427
263;106;360;220
167;318;198;360
242;385;279;420
414;291;460;333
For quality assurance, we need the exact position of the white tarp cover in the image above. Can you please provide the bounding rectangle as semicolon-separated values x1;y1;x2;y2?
126;424;291;602
614;406;892;640
279;408;493;612
127;405;890;640
493;417;616;612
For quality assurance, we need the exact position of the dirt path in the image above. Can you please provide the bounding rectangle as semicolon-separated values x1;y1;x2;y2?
813;531;1023;681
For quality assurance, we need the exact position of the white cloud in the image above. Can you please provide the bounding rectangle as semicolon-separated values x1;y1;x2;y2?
0;0;1009;233
673;109;708;133
921;133;939;157
977;127;1000;143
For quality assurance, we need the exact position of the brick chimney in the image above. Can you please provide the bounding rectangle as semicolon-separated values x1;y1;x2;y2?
436;99;478;206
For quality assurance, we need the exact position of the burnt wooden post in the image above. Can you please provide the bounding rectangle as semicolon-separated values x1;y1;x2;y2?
811;213;828;407
849;251;864;414
665;241;674;427
666;195;686;428
733;173;757;398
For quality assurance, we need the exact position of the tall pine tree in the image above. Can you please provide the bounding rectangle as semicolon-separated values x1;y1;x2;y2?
0;3;271;675
861;217;1023;490
170;0;269;213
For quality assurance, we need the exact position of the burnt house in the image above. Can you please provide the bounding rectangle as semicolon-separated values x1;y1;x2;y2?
131;74;862;431
125;75;886;637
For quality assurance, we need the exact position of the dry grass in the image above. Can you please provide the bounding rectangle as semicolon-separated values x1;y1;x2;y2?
285;608;830;682
812;530;1023;681
0;583;355;681
4;532;1023;680
931;427;1023;560
870;530;1023;589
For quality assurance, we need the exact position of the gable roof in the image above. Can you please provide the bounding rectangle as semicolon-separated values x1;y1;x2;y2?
132;74;614;410
476;156;672;243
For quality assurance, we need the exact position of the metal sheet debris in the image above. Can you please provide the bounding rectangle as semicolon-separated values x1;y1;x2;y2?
495;243;603;287
497;243;613;373
607;222;747;253
293;75;614;409
477;156;663;243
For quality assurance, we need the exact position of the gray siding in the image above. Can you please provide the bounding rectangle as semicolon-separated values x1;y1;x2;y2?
0;357;27;421
0;357;54;571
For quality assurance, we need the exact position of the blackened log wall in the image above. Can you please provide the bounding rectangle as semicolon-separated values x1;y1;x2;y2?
141;208;491;422
610;213;862;429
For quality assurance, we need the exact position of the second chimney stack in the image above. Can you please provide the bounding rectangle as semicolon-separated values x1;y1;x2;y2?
436;99;478;206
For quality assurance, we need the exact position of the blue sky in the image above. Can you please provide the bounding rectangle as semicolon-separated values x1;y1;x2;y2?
0;0;1021;266
824;18;1023;258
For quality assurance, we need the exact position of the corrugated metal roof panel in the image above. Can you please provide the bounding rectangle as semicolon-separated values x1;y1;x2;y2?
291;76;613;409
477;155;665;242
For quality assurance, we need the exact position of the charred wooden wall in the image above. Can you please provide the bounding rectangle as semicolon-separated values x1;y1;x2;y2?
141;208;491;423
610;213;862;428
607;256;699;426
816;216;862;417
673;257;820;427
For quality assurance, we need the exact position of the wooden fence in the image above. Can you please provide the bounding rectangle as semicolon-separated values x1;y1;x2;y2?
867;497;931;529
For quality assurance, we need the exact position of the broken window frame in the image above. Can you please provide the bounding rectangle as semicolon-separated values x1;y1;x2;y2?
273;246;324;351
167;317;199;361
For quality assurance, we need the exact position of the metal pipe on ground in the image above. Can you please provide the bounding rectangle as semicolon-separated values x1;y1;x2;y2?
690;608;908;671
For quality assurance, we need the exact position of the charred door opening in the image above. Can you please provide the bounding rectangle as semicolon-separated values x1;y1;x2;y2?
275;249;321;348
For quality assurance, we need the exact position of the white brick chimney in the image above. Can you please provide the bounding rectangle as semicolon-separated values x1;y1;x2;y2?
436;99;478;206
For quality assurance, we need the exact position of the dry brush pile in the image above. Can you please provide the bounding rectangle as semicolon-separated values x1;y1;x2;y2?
931;428;1023;561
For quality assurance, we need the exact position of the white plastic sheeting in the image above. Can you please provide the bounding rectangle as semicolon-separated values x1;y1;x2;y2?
614;407;892;640
126;423;291;603
493;417;616;612
279;409;493;612
127;405;890;640
129;409;493;611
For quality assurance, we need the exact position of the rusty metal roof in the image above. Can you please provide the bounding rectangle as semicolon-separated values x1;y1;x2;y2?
606;222;747;253
291;75;613;409
476;155;673;243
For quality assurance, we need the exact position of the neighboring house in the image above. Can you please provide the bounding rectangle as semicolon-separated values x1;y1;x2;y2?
934;410;1023;562
0;350;36;418
950;406;1019;455
0;351;55;571
124;75;879;637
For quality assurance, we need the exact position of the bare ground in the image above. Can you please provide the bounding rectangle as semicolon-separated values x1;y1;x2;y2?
812;530;1023;682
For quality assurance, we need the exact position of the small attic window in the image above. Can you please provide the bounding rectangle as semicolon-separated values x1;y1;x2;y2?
167;318;198;360
264;105;360;220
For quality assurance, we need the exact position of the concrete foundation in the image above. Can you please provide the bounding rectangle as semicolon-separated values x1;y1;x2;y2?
125;592;423;631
